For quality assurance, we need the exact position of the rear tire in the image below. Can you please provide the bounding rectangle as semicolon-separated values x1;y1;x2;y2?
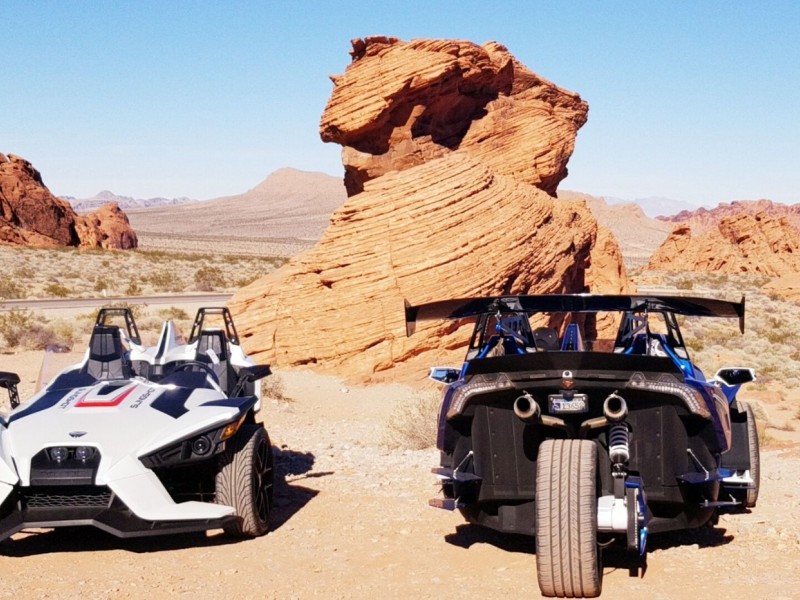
737;401;760;508
216;424;274;537
535;439;601;598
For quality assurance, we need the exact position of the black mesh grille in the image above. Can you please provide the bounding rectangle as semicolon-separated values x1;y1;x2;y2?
23;486;112;508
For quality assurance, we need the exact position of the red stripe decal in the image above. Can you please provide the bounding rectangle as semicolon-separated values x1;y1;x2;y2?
75;385;137;408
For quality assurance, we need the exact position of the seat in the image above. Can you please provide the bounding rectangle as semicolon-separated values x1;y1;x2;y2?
532;327;560;351
194;329;237;395
82;325;131;380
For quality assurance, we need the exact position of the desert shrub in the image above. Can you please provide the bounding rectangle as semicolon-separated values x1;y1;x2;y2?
146;270;184;292
18;324;59;350
94;277;110;293
194;266;225;291
125;281;142;296
158;307;190;321
49;320;78;348
383;390;442;450
44;282;71;297
675;277;694;290
261;373;291;403
0;278;26;299
13;266;35;279
0;309;34;346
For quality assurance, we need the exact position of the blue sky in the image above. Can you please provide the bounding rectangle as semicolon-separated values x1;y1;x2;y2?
1;1;797;207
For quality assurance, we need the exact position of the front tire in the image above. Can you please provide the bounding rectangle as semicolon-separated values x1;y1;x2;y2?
535;439;601;598
216;424;274;537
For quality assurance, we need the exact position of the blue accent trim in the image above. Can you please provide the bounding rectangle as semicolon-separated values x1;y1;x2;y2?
149;388;193;419
9;391;69;423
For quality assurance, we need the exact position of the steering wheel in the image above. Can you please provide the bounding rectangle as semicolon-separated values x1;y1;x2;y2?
170;361;220;383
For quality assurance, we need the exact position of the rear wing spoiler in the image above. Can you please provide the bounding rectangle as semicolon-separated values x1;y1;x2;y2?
404;294;746;336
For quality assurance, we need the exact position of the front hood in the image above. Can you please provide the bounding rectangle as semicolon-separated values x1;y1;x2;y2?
2;379;245;486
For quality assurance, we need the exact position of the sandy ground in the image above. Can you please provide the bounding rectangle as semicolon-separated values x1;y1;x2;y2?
0;354;798;599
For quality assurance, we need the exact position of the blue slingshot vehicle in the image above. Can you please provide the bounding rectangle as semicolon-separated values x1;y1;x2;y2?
407;294;759;598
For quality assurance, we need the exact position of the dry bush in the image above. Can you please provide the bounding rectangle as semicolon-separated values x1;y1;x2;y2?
383;389;442;450
261;373;292;403
0;279;27;299
194;266;225;291
0;245;275;300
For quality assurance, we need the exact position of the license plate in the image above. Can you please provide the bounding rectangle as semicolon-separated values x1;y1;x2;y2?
548;393;588;413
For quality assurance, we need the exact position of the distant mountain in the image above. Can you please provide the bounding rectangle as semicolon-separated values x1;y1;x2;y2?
558;190;673;269
656;199;800;234
603;195;699;218
65;190;195;213
126;167;347;244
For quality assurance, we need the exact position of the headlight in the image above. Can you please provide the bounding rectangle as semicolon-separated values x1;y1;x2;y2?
140;418;243;468
74;446;95;462
49;447;69;462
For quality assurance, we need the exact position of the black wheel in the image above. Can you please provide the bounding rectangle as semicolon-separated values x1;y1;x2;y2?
535;439;601;598
216;424;274;537
737;401;760;507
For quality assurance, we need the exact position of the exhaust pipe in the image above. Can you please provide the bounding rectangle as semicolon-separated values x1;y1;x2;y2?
513;392;541;422
603;392;628;422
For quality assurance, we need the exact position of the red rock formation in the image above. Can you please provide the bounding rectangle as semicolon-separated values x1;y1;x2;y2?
658;199;800;235
0;153;137;249
320;37;588;197
230;38;630;379
647;212;800;276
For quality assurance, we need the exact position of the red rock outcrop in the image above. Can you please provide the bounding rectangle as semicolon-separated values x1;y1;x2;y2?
658;199;800;235
0;153;137;249
230;37;631;379
647;213;800;276
320;37;588;197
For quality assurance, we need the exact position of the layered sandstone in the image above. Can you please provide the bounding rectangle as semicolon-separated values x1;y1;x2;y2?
647;212;800;276
230;37;630;378
0;153;137;249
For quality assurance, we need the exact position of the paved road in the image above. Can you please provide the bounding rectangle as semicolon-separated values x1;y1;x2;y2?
0;293;234;311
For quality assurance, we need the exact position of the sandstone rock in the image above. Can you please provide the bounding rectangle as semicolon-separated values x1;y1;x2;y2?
230;38;630;379
647;212;800;276
0;153;137;249
320;38;587;197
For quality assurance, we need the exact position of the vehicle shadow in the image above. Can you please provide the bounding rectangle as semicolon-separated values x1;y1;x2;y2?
444;524;534;555
0;447;329;556
270;446;331;532
444;521;734;579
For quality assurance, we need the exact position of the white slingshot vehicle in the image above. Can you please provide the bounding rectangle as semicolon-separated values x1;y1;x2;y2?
0;306;274;545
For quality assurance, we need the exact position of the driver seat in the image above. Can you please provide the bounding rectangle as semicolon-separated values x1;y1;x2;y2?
82;325;132;380
194;329;236;395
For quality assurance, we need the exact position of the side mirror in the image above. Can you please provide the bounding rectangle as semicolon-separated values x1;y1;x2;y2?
429;367;460;385
0;371;21;409
714;367;756;387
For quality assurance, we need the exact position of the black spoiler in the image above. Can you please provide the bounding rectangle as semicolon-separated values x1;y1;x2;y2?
404;294;746;336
